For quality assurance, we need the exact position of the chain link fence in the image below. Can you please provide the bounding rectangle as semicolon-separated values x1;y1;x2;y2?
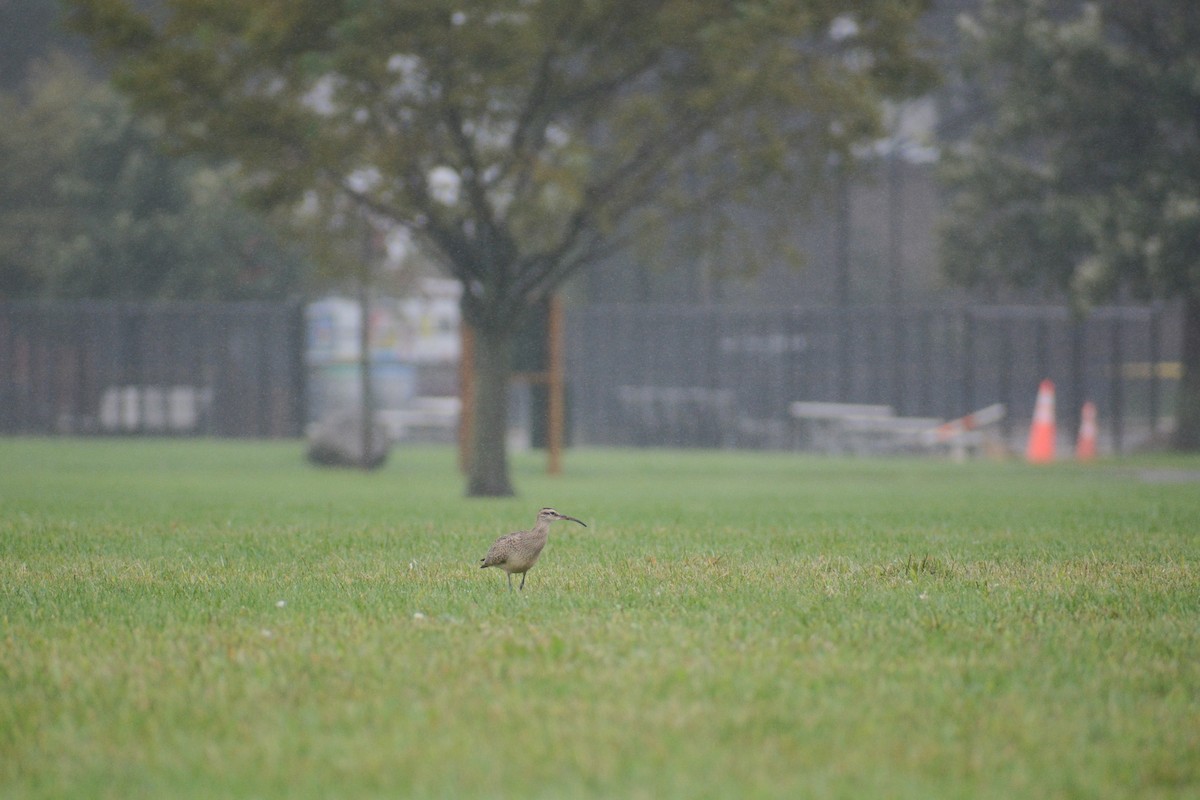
566;303;1181;454
1;300;1183;455
0;301;305;437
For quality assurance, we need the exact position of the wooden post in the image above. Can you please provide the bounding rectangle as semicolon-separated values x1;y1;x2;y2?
458;296;565;476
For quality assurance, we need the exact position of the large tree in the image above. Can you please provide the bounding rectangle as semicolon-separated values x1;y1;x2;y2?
70;0;935;494
941;0;1200;449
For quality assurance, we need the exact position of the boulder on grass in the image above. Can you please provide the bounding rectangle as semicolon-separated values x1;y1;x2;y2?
307;411;390;469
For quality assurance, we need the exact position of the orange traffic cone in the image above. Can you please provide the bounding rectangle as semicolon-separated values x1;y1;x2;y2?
1025;379;1056;463
1076;401;1097;461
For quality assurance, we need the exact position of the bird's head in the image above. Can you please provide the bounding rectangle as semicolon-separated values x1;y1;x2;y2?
539;507;587;527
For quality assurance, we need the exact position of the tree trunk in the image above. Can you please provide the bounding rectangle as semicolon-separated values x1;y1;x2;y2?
1174;292;1200;451
467;325;515;496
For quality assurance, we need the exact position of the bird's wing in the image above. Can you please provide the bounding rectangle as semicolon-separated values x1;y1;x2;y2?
481;531;522;566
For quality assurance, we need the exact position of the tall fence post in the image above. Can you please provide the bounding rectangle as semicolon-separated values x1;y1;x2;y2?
289;301;308;438
1070;317;1086;448
1149;304;1161;439
962;308;976;414
1110;315;1124;454
891;309;906;415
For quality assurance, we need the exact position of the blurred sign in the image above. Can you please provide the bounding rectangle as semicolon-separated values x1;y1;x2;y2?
305;280;461;422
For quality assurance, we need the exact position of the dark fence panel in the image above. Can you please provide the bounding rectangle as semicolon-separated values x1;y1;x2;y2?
566;303;1181;453
0;301;305;437
4;300;1182;452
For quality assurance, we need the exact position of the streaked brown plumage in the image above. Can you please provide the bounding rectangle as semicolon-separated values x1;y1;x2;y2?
479;507;587;591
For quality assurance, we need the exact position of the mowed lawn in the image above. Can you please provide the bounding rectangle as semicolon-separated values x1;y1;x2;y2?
1;439;1199;799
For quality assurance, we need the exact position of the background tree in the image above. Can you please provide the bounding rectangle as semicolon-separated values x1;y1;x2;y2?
0;54;310;300
70;0;936;495
940;0;1200;449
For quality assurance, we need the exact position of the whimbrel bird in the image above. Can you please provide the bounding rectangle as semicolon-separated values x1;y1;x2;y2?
479;507;587;591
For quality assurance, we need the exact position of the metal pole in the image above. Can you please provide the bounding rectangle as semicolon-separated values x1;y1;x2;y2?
1110;315;1124;454
963;309;976;413
835;160;851;306
892;309;906;414
887;148;903;306
1071;316;1086;448
834;159;852;403
999;317;1012;442
1148;305;1161;439
357;240;374;467
289;300;308;438
547;295;564;475
255;311;271;436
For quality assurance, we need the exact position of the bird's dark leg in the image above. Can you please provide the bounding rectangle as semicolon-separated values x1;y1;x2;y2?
519;572;527;591
506;573;514;592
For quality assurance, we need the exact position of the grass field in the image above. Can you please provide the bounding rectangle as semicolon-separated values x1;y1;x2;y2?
2;438;1199;799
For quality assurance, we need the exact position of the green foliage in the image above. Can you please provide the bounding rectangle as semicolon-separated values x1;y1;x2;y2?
67;0;935;327
940;0;1200;304
0;55;311;300
3;440;1200;798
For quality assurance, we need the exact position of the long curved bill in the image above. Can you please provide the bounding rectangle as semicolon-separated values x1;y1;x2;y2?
557;514;587;527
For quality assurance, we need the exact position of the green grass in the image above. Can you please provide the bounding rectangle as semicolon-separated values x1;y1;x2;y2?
2;438;1199;799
